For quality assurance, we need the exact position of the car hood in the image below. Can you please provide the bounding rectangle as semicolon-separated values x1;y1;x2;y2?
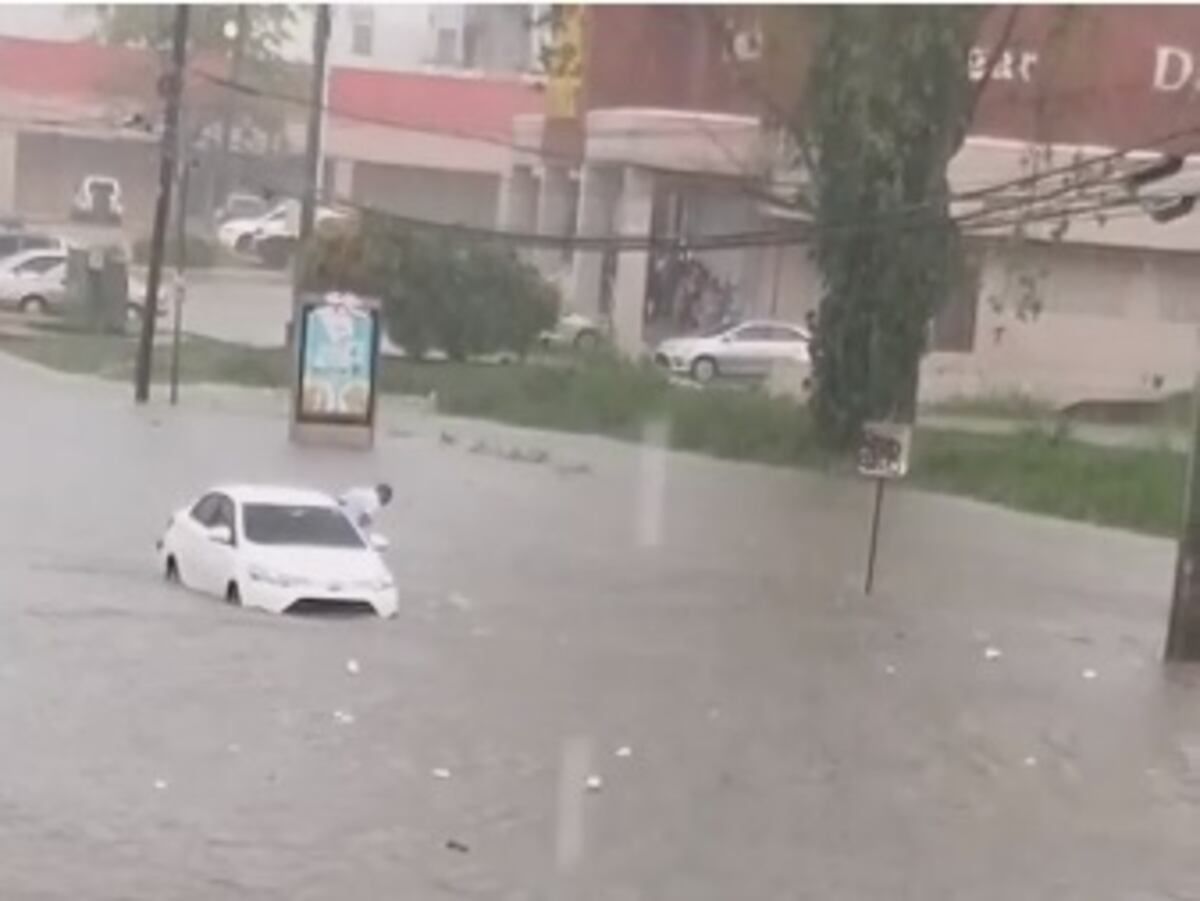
243;545;390;582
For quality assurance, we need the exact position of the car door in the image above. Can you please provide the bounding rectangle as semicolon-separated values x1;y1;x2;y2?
763;325;811;371
180;493;236;594
723;325;774;376
201;495;239;595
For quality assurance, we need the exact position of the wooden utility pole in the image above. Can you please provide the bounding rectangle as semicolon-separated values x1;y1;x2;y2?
133;4;189;404
1166;376;1200;660
294;3;331;314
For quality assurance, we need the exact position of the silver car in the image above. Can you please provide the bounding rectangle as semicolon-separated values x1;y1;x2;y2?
654;320;811;383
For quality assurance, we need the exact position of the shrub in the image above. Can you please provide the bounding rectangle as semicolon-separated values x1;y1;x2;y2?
303;214;558;361
131;232;219;268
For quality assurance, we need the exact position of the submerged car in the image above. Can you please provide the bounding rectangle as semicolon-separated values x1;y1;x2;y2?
654;319;811;383
157;484;398;618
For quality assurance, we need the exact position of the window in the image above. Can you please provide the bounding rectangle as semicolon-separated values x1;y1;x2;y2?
190;494;222;526
767;326;808;342
434;27;458;64
16;255;63;275
243;504;365;548
350;7;374;57
734;325;773;341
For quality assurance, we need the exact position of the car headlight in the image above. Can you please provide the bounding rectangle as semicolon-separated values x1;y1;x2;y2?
248;564;309;588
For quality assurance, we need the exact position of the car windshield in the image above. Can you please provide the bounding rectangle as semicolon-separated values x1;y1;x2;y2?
242;503;364;548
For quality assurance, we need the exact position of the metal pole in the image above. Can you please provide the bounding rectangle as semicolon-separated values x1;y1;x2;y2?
1166;374;1200;659
133;4;188;404
864;477;886;595
169;145;191;406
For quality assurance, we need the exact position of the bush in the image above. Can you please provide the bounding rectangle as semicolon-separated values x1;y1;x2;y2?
303;214;558;361
131;232;219;268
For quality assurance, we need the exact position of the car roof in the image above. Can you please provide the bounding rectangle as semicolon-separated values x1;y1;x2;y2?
212;484;339;507
0;247;65;266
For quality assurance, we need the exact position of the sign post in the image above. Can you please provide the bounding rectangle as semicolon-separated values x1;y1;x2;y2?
857;421;912;595
289;291;381;450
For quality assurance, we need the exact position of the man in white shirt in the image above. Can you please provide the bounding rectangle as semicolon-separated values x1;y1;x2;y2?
339;482;393;530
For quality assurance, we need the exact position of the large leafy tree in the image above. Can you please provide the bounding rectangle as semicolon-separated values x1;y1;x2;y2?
91;5;301;157
800;7;983;446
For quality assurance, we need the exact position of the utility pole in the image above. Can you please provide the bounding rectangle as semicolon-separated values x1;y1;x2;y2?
215;4;249;210
169;131;194;407
1166;379;1200;660
294;2;331;316
133;4;189;404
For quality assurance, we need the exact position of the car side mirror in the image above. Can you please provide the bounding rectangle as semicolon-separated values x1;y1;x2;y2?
369;533;390;552
207;524;233;545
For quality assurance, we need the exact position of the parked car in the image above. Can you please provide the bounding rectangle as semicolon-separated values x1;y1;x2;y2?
217;201;293;254
0;227;65;262
253;206;353;269
0;248;68;313
214;192;269;228
654;319;811;383
157;484;399;618
539;312;605;352
70;175;123;224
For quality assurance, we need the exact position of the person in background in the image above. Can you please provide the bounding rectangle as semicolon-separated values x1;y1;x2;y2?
339;482;393;530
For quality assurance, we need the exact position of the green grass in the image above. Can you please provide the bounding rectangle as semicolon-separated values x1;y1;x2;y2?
913;427;1186;536
925;391;1056;420
0;328;1188;536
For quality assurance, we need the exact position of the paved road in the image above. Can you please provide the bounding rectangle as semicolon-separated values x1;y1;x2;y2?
1;355;1199;899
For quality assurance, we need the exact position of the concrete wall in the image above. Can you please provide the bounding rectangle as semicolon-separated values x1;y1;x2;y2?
351;162;499;227
922;241;1200;405
14;131;157;228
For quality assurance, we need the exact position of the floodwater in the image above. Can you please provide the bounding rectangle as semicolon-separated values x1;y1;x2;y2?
1;353;1199;899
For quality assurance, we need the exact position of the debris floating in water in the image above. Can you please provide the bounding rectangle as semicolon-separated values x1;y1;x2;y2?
445;838;470;853
153;778;168;791
333;709;356;725
431;767;452;780
1023;756;1038;767
615;745;632;759
345;659;361;676
983;646;1003;661
1082;668;1098;680
585;774;603;792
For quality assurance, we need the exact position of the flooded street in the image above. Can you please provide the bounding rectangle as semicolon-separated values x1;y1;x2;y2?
1;354;1199;899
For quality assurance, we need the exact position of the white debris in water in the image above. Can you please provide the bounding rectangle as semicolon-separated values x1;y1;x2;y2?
345;658;361;675
447;592;472;611
983;646;1003;661
333;709;356;725
615;746;632;759
1023;756;1038;768
1082;668;1098;680
431;767;452;780
585;774;604;793
153;778;168;791
884;664;897;675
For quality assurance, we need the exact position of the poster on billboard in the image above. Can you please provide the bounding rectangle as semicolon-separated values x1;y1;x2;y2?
296;293;379;426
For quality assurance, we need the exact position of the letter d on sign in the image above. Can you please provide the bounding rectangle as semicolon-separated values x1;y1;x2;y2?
1155;46;1195;92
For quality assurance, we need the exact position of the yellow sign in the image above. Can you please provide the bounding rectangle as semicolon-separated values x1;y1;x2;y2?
545;5;583;120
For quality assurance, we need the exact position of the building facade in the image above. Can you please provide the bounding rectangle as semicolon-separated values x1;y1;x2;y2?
498;5;1200;405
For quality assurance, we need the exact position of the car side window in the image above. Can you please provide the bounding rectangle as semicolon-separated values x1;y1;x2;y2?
16;256;61;275
769;326;805;342
215;497;238;544
190;494;221;526
735;326;771;341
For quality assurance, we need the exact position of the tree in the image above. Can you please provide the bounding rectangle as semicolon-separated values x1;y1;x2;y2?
303;214;559;362
91;5;301;160
787;7;984;447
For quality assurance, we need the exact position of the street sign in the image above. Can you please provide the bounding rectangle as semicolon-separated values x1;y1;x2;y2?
857;421;912;479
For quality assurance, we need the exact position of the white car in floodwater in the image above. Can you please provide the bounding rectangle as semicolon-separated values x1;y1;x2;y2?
157;484;398;617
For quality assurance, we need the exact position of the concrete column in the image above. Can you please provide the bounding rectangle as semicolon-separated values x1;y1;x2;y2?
535;164;573;277
0;131;17;215
497;164;537;232
331;157;354;201
568;163;618;319
611;166;655;358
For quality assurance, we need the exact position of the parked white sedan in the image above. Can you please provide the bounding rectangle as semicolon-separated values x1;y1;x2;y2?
654;320;811;383
0;248;68;313
157;485;399;617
